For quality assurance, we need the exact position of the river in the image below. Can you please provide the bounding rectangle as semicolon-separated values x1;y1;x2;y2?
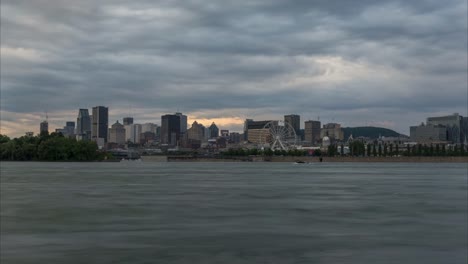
1;162;466;263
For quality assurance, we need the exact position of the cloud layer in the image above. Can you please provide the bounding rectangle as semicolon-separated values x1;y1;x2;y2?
1;0;467;136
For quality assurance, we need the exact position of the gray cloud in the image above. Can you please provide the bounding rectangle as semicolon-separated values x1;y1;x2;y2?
1;0;466;136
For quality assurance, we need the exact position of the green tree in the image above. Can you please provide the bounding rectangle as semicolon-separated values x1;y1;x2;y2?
383;144;388;157
372;144;377;157
378;144;382;157
367;144;371;157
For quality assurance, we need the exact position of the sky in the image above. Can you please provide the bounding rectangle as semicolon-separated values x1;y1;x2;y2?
1;0;467;137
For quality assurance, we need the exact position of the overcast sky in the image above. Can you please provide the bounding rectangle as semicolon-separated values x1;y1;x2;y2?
1;0;467;137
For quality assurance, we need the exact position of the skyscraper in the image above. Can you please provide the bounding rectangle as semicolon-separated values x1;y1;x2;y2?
40;120;48;135
426;113;466;144
284;114;300;135
108;121;126;144
76;109;91;140
92;106;109;143
125;123;142;144
161;114;181;145
175;112;187;134
209;122;219;138
304;120;321;145
244;119;253;141
123;117;134;126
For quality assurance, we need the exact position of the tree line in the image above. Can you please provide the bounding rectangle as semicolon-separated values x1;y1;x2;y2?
0;133;105;161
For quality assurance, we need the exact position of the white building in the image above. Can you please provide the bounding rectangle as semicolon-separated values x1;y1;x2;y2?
125;124;142;143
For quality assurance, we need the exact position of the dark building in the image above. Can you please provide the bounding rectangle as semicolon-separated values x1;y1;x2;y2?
65;122;75;137
175;112;188;134
40;121;48;135
247;120;272;129
209;122;219;138
161;114;181;145
123;117;134;126
76;109;91;140
284;114;300;136
229;132;241;143
92;106;109;143
140;132;156;145
243;119;253;141
221;130;229;138
304;120;321;145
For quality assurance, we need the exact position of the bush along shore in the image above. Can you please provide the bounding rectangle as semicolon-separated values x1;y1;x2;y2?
0;133;110;161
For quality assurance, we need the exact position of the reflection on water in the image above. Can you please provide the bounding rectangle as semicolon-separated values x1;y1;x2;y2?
1;162;467;264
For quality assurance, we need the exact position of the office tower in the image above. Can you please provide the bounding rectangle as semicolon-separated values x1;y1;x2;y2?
108;121;126;144
320;123;344;141
426;113;465;144
187;121;205;141
92;106;109;143
142;123;158;134
123;117;134;126
65;122;75;137
76;109;91;140
284;114;300;135
125;123;142;144
175;112;188;133
243;119;253;141
246;120;276;144
304;120;321;144
161;114;181;145
40;121;48;135
209;122;219;138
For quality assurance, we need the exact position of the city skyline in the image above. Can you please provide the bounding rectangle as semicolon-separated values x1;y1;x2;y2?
2;105;468;138
1;0;467;137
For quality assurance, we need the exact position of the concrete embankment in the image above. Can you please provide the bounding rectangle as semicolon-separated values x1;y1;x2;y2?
141;155;468;163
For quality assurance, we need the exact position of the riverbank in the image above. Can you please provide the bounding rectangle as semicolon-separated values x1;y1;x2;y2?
141;155;468;163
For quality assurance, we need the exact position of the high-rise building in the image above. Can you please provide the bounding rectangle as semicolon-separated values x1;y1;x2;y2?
64;122;75;137
320;123;344;141
187;121;205;141
244;119;253;141
175;112;188;134
76;109;91;140
426;113;466;144
40;121;49;135
108;121;126;144
142;123;158;134
92;106;109;143
304;120;321;145
161;114;181;145
246;120;276;144
123;117;134;126
125;124;142;144
209;122;219;138
284;114;300;136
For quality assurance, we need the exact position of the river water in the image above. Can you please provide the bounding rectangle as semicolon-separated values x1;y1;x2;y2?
1;162;467;264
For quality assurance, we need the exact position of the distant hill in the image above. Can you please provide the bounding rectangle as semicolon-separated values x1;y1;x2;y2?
343;127;407;140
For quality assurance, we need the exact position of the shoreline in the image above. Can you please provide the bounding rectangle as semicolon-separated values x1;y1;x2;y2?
151;156;468;163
